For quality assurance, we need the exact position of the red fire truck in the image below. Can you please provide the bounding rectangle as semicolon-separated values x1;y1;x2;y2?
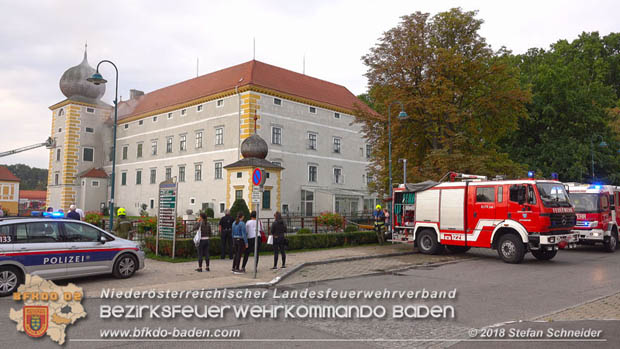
567;183;619;252
391;173;578;263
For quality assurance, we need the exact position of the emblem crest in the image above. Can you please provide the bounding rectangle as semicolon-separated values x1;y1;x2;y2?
23;306;48;338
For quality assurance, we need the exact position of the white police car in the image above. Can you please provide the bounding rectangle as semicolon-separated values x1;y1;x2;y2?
0;216;145;296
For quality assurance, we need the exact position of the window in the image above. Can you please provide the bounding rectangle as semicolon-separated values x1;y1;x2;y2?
181;109;187;116
58;128;62;133
602;195;610;211
334;168;343;184
197;104;203;112
308;165;317;182
274;98;282;106
64;222;99;242
122;146;128;160
190;197;196;205
179;166;185;182
153;116;158;122
136;170;142;185
56;149;61;161
497;186;503;203
85;127;94;133
235;190;243;201
366;144;371;159
334;112;341;119
309;106;316;114
83;147;94;162
216;99;223;107
527;184;537;205
121;172;127;186
282;204;289;214
165;167;172;180
58;109;64;116
17;222;60;243
237;172;242;178
271;127;282;145
333;137;341;153
476;187;495;203
86;107;95;113
168;112;173;119
215;127;224;145
220;203;225;213
139;120;144;126
91;180;99;187
301;190;314;216
262;190;271;209
195;131;203;148
366;172;372;185
150;199;154;209
308;133;317;150
215;162;222;179
180;135;187;151
195;164;202;181
124;124;129;129
137;143;143;158
54;173;59;185
151;141;157;155
150;169;156;184
166;137;173;153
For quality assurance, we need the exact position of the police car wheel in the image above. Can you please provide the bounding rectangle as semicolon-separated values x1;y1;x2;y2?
604;232;618;253
113;254;138;279
0;266;22;297
497;234;525;264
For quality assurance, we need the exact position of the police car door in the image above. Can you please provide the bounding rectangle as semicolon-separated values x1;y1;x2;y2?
13;222;68;279
62;222;111;276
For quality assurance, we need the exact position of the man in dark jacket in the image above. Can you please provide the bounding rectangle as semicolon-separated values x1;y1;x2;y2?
219;209;234;259
270;211;287;269
66;205;81;220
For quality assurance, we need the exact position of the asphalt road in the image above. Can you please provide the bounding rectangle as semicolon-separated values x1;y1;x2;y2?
1;245;619;349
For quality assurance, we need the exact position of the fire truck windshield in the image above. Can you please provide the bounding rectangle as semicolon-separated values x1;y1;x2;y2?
569;193;601;213
536;183;571;207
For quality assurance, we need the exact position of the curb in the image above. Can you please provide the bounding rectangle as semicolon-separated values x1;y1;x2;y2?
531;290;620;322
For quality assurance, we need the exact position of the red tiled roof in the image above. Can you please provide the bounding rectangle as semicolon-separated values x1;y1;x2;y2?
0;166;19;182
20;190;46;200
79;168;108;178
120;60;375;120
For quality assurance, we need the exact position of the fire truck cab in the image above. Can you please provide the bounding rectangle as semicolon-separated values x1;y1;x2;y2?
567;183;619;252
391;173;578;263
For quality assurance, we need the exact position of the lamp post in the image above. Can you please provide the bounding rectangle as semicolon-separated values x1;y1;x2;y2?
399;158;407;184
590;134;607;179
87;60;118;231
387;101;408;230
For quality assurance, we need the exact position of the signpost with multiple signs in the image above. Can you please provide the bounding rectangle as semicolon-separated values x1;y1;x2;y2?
156;180;178;258
251;168;265;278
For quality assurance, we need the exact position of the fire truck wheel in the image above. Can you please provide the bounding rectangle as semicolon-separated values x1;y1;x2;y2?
497;234;525;264
604;232;618;252
531;248;558;261
416;230;441;255
446;245;471;254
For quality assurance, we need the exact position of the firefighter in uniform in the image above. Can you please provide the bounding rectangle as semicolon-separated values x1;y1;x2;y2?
373;205;386;245
113;207;132;239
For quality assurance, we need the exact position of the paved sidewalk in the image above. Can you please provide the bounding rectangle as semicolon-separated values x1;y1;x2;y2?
536;291;620;321
63;244;443;298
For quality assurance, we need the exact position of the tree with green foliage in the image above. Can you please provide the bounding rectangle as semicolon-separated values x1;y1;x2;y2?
502;32;620;183
356;8;529;196
229;199;250;222
2;164;47;190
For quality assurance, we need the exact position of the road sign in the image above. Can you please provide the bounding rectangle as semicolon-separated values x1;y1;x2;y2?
157;181;178;258
252;190;261;203
252;168;266;186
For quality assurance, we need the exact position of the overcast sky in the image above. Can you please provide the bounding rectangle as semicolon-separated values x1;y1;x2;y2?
1;0;619;169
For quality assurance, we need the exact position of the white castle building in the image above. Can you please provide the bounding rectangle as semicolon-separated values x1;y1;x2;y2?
46;50;378;217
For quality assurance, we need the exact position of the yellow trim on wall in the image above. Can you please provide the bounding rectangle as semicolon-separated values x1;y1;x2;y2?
226;171;232;209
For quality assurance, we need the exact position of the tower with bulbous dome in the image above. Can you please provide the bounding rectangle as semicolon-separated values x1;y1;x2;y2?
46;47;112;213
224;132;283;212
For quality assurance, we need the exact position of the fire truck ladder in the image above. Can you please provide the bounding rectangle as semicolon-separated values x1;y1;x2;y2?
0;137;55;158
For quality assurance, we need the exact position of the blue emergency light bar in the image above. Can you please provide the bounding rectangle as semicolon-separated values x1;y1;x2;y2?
551;172;558;180
41;212;65;218
527;171;535;178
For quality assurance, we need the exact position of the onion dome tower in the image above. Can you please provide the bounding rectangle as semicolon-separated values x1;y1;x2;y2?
59;49;106;104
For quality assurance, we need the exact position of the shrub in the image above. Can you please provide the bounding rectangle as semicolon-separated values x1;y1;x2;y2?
344;225;357;233
85;211;103;227
230;199;250;222
297;228;312;235
205;207;214;218
317;212;344;232
138;216;157;233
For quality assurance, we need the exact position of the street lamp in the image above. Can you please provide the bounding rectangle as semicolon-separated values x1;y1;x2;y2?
387;101;408;230
590;134;607;179
87;60;118;231
399;158;407;184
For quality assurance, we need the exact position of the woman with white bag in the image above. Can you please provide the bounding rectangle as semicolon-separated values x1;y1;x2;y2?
192;212;212;272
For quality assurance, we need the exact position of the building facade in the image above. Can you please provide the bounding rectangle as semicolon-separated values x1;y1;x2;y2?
47;53;378;217
0;166;20;215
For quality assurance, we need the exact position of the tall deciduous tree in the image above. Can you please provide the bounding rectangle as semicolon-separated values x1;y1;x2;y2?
356;8;529;196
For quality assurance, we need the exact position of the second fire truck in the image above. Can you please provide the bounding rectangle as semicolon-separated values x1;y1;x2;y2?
391;173;578;263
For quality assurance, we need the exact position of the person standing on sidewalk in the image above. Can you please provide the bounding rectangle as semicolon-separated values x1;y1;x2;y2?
270;211;287;269
193;212;212;272
373;205;385;245
231;212;248;274
242;211;263;272
219;209;234;260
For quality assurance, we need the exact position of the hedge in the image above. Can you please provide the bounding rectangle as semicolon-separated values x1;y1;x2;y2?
144;231;377;258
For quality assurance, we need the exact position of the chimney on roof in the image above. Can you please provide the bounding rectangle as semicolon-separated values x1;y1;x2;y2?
130;89;144;100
